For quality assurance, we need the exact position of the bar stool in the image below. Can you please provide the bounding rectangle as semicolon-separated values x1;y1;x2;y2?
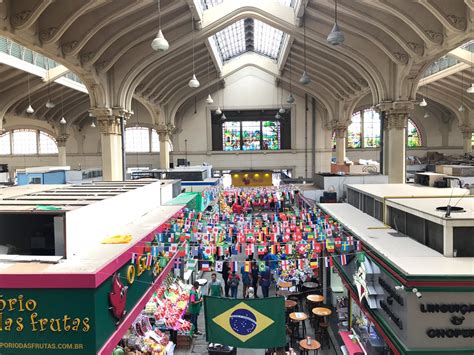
289;312;308;341
285;299;297;318
311;307;331;333
306;295;324;320
317;322;330;350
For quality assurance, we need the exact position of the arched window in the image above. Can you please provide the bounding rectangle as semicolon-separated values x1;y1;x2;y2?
407;119;423;148
0;129;58;155
125;127;160;153
347;109;380;148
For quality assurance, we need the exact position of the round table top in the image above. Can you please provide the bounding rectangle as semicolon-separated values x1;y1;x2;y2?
285;300;297;308
306;294;324;303
299;338;321;351
312;307;332;317
289;312;308;321
278;281;293;289
302;282;318;289
276;290;295;297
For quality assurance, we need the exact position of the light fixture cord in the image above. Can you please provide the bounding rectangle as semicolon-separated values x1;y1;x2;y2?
158;0;161;29
207;54;211;94
335;0;338;24
27;74;31;105
192;16;195;74
289;53;292;92
461;69;464;104
303;18;307;70
61;87;64;117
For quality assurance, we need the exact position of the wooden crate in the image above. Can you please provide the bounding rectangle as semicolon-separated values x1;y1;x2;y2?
176;334;193;348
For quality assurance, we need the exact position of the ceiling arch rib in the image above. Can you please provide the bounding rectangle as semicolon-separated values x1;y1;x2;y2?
415;0;467;33
10;0;55;31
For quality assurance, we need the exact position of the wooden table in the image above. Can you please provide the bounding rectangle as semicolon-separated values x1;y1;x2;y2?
276;289;295;297
312;307;332;317
278;281;293;289
299;338;321;354
307;294;324;303
302;282;318;290
285;300;297;309
289;312;308;321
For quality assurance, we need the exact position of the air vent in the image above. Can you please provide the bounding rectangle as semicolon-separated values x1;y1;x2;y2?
436;206;465;213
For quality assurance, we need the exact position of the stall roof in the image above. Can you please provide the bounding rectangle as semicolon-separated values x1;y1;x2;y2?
347;184;468;200
319;203;474;277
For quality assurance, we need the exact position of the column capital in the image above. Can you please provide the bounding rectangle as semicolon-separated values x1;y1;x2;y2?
376;100;416;113
111;107;133;120
459;124;473;139
56;134;69;147
155;123;175;140
333;125;347;139
98;118;121;135
89;107;112;119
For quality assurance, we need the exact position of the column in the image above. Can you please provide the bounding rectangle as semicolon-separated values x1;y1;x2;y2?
156;124;173;169
460;126;473;155
378;101;414;183
57;134;68;166
334;125;347;164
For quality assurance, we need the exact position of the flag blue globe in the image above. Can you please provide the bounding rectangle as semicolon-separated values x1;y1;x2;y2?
229;309;257;335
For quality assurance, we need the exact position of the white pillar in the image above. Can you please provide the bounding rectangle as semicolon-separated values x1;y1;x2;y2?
334;126;347;164
386;112;408;183
461;129;472;155
57;134;68;166
97;113;123;181
157;124;174;169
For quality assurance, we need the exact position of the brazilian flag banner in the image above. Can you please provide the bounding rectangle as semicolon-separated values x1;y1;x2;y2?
204;296;286;349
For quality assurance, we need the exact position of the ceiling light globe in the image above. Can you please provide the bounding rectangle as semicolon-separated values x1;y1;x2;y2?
206;94;214;104
279;107;286;114
60;117;67;124
419;98;427;107
221;113;227;120
467;83;474;94
215;106;222;115
91;122;96;128
188;74;200;88
299;71;311;85
45;100;55;109
286;93;295;104
327;23;345;45
275;113;282;120
26;105;34;114
458;104;465;112
151;30;169;52
424;112;429;118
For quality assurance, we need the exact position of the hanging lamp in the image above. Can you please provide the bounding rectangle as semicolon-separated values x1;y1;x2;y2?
459;70;466;112
26;74;34;114
287;54;296;103
419;98;427;107
424;112;429;118
60;87;66;124
221;112;227;120
205;55;214;104
91;121;96;128
188;16;200;88
215;106;222;115
327;0;345;45
467;49;473;93
299;18;311;85
45;62;55;108
275;112;282;120
278;86;285;113
151;0;169;51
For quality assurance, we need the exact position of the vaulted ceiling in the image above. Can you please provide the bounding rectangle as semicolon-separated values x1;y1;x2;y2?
0;0;472;129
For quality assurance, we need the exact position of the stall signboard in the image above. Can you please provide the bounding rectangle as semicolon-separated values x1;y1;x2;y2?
0;256;169;354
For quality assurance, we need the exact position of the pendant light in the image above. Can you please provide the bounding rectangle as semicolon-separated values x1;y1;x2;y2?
188;16;200;88
220;85;226;120
419;98;427;107
287;53;295;104
205;55;214;104
327;0;345;45
91;121;96;128
59;87;66;124
278;86;285;114
424;112;429;118
459;70;466;112
467;49;473;93
26;74;34;114
299;18;311;86
151;0;169;51
275;112;282;120
215;106;222;115
45;62;55;108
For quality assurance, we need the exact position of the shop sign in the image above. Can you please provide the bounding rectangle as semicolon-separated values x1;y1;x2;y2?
421;303;474;339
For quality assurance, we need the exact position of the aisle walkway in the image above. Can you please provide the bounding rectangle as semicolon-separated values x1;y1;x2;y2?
175;270;338;355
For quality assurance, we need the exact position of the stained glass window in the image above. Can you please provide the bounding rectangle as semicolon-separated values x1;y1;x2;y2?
347;111;362;148
262;121;280;150
0;132;11;155
223;121;241;151
363;109;381;148
242;121;261;150
407;119;422;148
39;131;58;154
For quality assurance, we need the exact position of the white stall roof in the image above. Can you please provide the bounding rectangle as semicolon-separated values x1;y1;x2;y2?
319;203;474;277
347;184;468;200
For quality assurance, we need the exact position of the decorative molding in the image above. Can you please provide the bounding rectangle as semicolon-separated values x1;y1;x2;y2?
393;52;409;64
334;126;347;139
406;42;424;55
56;134;69;147
98;118;121;135
80;52;95;64
39;27;58;43
446;15;467;30
386;112;409;130
424;30;443;44
62;41;79;55
11;10;32;27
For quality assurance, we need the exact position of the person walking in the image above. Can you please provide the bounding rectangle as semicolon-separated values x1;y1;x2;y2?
207;273;223;297
259;263;272;298
220;259;230;297
188;281;203;336
251;260;260;298
241;261;252;298
228;271;241;298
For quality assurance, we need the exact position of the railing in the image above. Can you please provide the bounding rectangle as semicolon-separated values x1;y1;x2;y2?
0;36;82;84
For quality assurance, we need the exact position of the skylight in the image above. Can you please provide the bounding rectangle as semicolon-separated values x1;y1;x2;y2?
201;0;295;10
212;19;287;63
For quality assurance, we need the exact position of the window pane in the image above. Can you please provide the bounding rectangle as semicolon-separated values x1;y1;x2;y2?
125;127;150;152
0;132;10;155
151;129;160;152
363;109;380;148
262;121;280;150
12;129;37;154
347;112;362;148
39;132;58;154
407;119;422;148
254;20;285;60
222;121;241;151
242;121;261;150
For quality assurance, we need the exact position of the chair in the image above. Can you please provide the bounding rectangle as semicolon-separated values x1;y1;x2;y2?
317;322;330;350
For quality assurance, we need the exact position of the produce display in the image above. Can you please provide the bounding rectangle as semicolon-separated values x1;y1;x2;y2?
121;315;171;354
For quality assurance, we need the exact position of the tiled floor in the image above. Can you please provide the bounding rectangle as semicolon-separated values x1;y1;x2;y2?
174;271;338;355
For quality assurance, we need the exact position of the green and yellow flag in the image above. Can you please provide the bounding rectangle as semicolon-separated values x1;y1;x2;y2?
204;296;286;349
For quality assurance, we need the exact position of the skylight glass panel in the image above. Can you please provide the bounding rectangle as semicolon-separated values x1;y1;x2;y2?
201;0;295;10
214;20;246;62
254;19;285;59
